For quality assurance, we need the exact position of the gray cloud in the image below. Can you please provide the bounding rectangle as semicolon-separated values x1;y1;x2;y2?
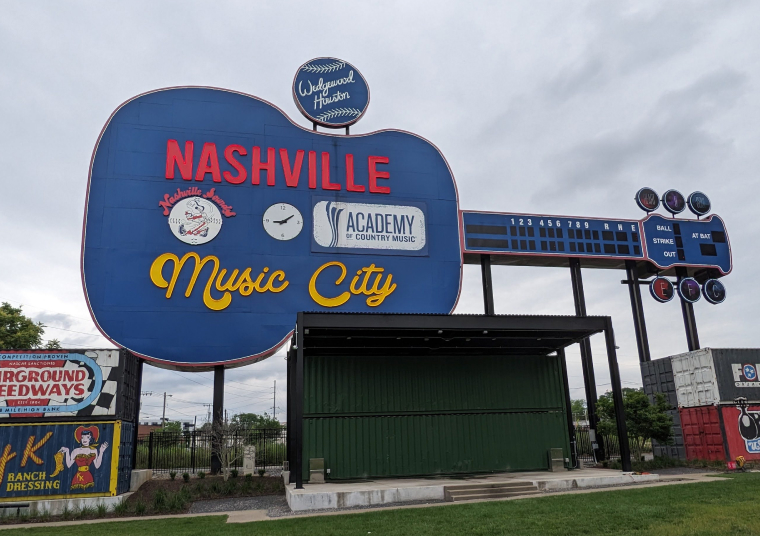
537;67;748;203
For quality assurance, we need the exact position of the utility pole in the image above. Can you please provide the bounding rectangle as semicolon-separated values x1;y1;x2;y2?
161;392;172;428
273;380;276;421
140;391;153;418
203;403;212;424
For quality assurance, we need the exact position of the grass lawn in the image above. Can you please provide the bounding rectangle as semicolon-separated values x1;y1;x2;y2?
3;473;759;536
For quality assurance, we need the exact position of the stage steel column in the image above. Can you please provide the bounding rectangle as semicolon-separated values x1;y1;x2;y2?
624;260;651;362
131;357;144;469
294;313;305;489
286;343;294;483
676;267;700;351
603;318;632;471
211;365;224;475
480;254;495;315
558;348;577;468
568;258;604;461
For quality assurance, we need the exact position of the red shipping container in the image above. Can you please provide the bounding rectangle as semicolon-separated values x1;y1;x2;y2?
721;405;760;461
679;406;726;461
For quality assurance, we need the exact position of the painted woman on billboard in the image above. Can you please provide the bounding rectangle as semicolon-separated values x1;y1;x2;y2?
56;426;110;491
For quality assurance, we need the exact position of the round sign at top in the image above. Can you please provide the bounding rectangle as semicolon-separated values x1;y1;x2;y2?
649;276;674;303
293;57;370;128
662;189;686;215
635;187;660;212
677;277;701;303
702;278;726;304
687;191;711;216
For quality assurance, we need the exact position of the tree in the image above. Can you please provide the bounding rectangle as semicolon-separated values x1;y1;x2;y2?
597;388;673;460
45;339;62;349
0;302;45;349
159;420;183;433
231;412;282;429
212;419;245;481
571;399;587;422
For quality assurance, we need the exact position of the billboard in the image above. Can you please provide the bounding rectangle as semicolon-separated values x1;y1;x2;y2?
82;87;462;368
0;421;120;501
0;350;122;419
722;405;760;461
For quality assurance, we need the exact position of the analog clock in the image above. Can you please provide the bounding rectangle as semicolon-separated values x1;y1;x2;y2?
262;203;303;241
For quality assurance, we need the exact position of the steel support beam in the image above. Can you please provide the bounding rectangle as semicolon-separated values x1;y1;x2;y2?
676;267;700;351
210;365;224;475
131;357;144;469
480;254;495;315
568;258;604;461
294;313;305;489
624;260;651;362
558;348;577;468
286;343;295;484
603;318;631;472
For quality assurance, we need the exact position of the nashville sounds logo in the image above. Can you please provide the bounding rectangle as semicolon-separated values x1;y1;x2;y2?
159;187;235;245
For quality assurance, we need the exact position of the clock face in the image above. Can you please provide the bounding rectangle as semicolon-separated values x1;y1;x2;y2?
262;203;304;241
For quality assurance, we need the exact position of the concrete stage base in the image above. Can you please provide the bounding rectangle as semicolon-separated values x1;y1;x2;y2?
286;469;660;511
3;493;133;517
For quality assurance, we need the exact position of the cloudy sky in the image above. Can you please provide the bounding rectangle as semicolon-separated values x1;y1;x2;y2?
2;1;759;425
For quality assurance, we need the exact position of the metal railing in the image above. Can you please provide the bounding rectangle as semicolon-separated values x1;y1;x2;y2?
136;428;286;474
574;426;621;465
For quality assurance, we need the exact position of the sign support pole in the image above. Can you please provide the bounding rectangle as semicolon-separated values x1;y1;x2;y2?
624;260;651;362
603;318;632;472
211;365;224;475
132;357;144;470
480;254;495;315
295;314;305;489
568;258;604;461
676;267;700;351
558;347;577;468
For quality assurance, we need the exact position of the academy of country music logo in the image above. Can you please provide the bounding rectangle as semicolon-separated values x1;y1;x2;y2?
159;187;235;245
312;200;426;253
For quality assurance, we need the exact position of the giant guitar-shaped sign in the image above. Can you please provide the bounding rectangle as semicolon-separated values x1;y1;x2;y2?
82;88;462;369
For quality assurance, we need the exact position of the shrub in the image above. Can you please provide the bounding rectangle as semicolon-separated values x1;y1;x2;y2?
96;503;108;518
258;468;265;477
182;472;190;483
245;473;253;482
197;471;206;479
194;482;206;494
210;481;223;495
39;509;51;522
169;471;177;480
61;505;72;521
78;505;96;519
223;480;237;496
113;499;129;516
169;488;192;512
230;469;239;478
153;489;168;512
134;500;147;516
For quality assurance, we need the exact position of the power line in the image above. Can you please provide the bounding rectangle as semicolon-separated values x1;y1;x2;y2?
42;325;104;337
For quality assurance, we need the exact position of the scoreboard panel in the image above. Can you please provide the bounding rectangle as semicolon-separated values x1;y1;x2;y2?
461;210;732;276
642;214;731;274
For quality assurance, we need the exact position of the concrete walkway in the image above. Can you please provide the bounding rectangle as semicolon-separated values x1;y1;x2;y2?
0;472;727;529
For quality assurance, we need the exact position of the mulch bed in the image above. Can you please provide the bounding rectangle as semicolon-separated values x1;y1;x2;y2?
125;475;285;512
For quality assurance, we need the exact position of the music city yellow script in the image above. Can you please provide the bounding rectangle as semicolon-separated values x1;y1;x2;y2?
149;254;396;310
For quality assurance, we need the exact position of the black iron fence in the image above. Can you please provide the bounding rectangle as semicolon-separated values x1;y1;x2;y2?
136;428;286;474
574;426;621;466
